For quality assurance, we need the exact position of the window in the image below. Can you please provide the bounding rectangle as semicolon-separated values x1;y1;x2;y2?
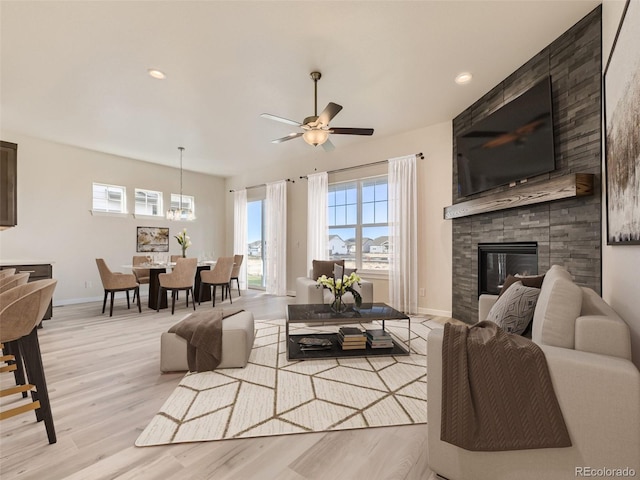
170;194;195;220
92;183;126;213
135;189;163;216
246;199;265;289
328;176;388;272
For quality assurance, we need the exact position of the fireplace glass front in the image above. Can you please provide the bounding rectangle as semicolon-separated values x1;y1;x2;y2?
478;242;538;296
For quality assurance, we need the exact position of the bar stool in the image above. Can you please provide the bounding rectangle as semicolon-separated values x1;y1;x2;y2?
0;279;58;444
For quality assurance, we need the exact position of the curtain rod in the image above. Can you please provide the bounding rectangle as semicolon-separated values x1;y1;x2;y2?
299;152;424;179
229;178;294;193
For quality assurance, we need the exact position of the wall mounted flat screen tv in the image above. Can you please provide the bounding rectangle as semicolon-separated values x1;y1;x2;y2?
456;77;555;197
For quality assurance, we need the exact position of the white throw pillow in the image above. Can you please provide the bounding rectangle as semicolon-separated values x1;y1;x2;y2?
486;281;541;335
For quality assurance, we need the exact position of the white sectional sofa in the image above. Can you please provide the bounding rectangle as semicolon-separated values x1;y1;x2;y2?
427;265;640;480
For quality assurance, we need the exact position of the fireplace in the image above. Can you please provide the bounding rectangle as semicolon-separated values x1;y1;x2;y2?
478;242;538;296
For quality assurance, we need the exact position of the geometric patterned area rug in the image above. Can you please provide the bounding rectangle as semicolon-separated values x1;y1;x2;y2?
135;316;439;447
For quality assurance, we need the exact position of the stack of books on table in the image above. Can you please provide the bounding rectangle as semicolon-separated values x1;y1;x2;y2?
365;329;394;349
337;327;367;350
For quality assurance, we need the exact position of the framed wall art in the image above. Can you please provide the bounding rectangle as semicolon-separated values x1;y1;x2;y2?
136;226;170;252
604;0;640;245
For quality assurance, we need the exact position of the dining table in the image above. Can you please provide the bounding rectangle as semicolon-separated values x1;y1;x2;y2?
126;261;216;310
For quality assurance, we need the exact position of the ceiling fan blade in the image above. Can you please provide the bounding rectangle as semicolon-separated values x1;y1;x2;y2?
261;113;302;127
317;102;343;126
271;132;303;144
330;127;374;136
321;138;335;152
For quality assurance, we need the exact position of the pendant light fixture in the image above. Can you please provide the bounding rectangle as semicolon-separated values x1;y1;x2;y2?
166;146;195;221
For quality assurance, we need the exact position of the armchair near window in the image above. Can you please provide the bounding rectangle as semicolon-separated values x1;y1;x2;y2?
295;260;373;304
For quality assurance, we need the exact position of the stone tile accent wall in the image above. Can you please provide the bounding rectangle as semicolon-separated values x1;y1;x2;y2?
452;7;602;323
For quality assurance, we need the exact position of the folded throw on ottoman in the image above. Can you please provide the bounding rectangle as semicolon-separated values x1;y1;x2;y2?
168;308;244;372
441;321;571;451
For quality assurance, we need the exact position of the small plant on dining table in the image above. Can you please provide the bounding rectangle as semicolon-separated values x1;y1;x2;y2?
174;228;192;258
317;271;362;312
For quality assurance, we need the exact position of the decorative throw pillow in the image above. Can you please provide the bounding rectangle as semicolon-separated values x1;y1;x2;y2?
312;260;344;280
487;281;541;335
498;274;545;298
333;263;357;280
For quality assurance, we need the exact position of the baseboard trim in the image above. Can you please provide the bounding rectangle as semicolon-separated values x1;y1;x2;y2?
418;307;452;317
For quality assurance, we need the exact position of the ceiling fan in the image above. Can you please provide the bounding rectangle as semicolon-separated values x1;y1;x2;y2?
261;71;374;152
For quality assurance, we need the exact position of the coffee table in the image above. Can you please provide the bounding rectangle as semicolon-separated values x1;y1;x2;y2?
286;303;411;360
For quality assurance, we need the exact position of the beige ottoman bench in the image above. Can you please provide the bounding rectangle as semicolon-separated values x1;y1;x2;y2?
160;310;255;372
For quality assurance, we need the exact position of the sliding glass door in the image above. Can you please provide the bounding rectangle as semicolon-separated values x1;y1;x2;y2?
247;200;265;289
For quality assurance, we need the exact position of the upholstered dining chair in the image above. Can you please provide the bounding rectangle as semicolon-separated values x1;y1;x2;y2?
199;256;234;307
131;256;150;303
157;257;197;314
0;268;16;280
169;255;183;300
95;259;141;317
0;272;30;294
230;254;244;298
0;279;58;444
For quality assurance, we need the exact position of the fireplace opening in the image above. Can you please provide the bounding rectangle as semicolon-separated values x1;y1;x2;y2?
478;242;538;296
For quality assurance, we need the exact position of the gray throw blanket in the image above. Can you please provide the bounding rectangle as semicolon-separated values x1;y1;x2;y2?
168;308;244;372
441;321;571;451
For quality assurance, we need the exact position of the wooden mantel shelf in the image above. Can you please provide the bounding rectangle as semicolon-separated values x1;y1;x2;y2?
444;173;594;220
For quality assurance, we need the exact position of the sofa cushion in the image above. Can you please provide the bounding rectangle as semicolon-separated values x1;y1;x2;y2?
312;259;344;280
532;275;582;349
498;274;545;298
487;281;540;335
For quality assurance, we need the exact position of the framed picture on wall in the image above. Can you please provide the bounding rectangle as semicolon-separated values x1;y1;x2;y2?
604;0;640;245
136;226;170;252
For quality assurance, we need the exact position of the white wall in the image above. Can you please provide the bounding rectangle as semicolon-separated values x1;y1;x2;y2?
602;0;640;368
0;131;227;305
225;121;453;316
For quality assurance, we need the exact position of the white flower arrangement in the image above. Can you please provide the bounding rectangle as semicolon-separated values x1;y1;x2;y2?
317;271;362;309
174;228;192;256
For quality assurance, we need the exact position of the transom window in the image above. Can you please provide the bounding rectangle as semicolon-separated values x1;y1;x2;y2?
328;176;389;272
135;189;163;216
92;183;126;213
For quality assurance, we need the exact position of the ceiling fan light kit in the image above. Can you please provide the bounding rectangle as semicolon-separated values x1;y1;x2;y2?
302;129;329;146
261;71;374;151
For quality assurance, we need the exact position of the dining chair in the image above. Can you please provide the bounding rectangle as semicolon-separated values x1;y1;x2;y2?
0;272;30;294
131;256;151;303
157;257;197;314
230;254;244;298
199;256;234;307
0;279;58;444
95;259;141;317
0;268;16;280
170;255;183;299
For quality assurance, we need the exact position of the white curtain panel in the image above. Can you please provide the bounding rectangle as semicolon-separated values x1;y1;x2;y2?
233;188;248;290
265;180;287;296
307;171;329;272
388;154;419;314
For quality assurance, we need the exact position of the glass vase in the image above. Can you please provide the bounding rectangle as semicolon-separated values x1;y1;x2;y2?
331;295;348;313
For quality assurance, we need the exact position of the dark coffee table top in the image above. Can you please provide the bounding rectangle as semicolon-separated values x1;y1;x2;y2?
287;303;409;323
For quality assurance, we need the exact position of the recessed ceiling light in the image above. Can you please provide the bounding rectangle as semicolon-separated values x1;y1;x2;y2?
148;69;166;80
455;72;473;85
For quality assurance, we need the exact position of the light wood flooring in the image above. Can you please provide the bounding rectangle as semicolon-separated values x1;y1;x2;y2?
1;290;437;480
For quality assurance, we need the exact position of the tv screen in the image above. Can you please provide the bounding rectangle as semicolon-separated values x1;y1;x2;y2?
456;77;555;197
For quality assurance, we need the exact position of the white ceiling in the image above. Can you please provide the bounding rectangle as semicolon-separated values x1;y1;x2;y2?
0;0;600;177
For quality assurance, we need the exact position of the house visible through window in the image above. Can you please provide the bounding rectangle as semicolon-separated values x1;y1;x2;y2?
135;189;162;216
328;176;389;272
170;194;195;220
92;183;126;213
